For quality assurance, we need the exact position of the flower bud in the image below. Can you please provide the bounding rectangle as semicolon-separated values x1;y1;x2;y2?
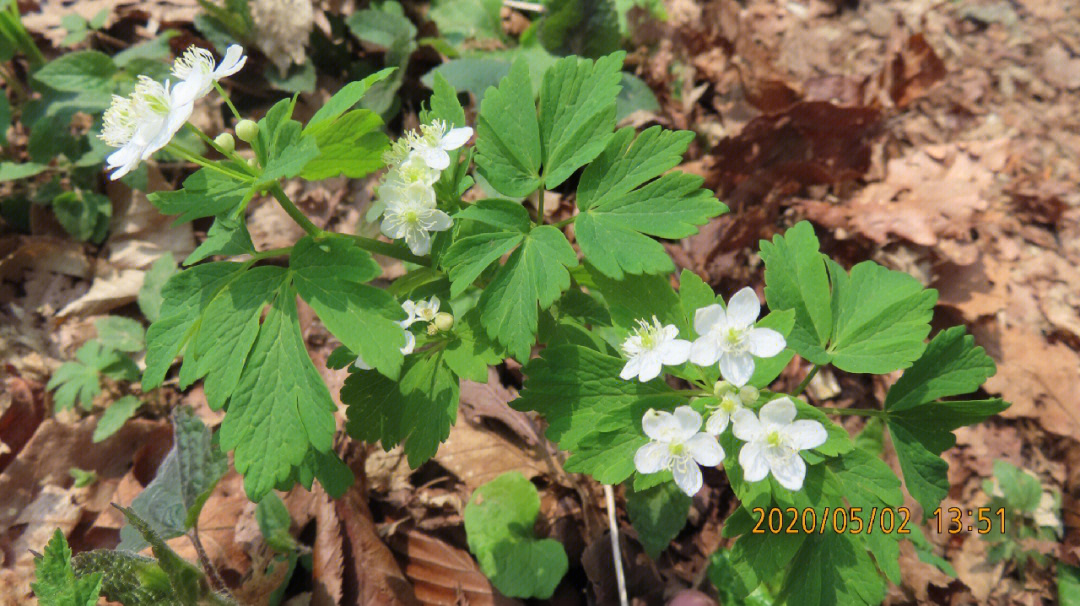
247;157;258;168
738;385;759;404
235;119;259;142
713;380;734;398
433;312;455;332
213;132;236;153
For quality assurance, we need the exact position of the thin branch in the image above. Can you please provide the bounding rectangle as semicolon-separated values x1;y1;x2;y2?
190;524;232;599
603;484;630;606
792;364;819;397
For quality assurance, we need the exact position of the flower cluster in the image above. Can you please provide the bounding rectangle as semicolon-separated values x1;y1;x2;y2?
370;121;472;256
100;45;246;180
353;296;446;370
625;287;826;496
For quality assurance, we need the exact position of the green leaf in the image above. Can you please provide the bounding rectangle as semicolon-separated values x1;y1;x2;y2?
0;94;10;146
464;472;568;599
429;0;504;46
92;395;142;443
290;235;406;378
421;58;510;102
1060;563;1080;606
428;71;467;128
346;7;417;51
305;68;397;129
883;327;1008;515
625;481;691;559
991;460;1043;512
257;493;298;553
119;406;227;550
262;135;320;182
300;110;388;180
537;52;623;188
114;506;207;605
70;468;98;487
48;341;136;411
586;265;684;333
0;161;47;181
52;190;111;243
616;73;660;121
32;529;102;606
95;316;145;352
474;58;543;197
760;221;833;364
456;198;531;232
184;216;255;265
265;61;315;93
219;284;338;500
33;50;117;92
778;531;887;606
443;308;505;382
826;259;937;373
575;126;725;278
476;225;578;361
138;253;178;322
343;351;460;468
538;0;621;59
515;345;682;483
71;550;177;606
443;231;524;298
148;168;250;223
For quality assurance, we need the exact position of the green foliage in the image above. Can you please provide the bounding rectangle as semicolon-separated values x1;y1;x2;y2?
538;0;621;59
475;59;543;197
625;481;691;559
95;316;145;352
47;340;138;411
257;493;298;553
138;253;179;322
982;460;1061;569
464;472;568;598
32;529;102;606
51;190;111;243
33;50;116;93
1060;564;1080;606
92;395;142;443
120;406;228;550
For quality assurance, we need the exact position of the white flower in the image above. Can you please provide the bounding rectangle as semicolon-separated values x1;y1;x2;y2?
402;120;473;171
732;397;827;491
367;155;441;222
705;393;745;436
404;297;440;324
634;406;725;497
170;44;247;106
619;316;691;382
101;76;193;180
379;181;452;255
354;300;420;370
689;287;786;387
251;0;312;75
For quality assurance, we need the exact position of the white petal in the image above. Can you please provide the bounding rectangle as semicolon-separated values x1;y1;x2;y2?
731;409;763;441
746;327;786;358
405;227;432;255
672;406;703;442
719;352;755;387
726;287;761;329
400;301;419;326
689;336;722;366
705;410;729;436
738;441;770;483
784;420;827;451
769;453;807;491
418;146;450;171
759;397;797;427
439;126;473;150
423;209;453;232
659;339;691;366
400;330;416;355
634;442;672;475
106;144;141;180
671;456;703;496
637;354;663;382
213;45;247;79
694;304;726;336
427;296;441;314
686;433;725;466
619;356;642;380
642;410;680;442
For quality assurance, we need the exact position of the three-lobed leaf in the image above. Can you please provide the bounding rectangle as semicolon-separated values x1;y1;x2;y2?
474;58;542;197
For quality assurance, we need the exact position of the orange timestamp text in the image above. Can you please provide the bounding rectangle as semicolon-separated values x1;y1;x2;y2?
750;507;912;535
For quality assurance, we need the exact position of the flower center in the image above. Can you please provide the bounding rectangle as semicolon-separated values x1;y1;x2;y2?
420;120;447;146
720;396;739;413
402;209;420;224
725;327;745;346
767;430;782;447
668;442;685;456
632;316;665;351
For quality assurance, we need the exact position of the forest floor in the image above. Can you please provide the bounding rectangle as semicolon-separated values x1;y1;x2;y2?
1;0;1078;604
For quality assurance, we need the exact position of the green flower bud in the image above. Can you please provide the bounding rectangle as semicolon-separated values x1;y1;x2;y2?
738;385;759;404
247;157;258;168
713;380;735;398
235;119;259;142
213;132;235;153
434;312;455;332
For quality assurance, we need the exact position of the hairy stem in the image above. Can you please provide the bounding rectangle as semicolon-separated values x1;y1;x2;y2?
819;407;884;418
190;524;232;598
792;364;820;397
341;233;430;266
252;246;292;260
603;485;630;606
269;182;324;237
164;142;252;182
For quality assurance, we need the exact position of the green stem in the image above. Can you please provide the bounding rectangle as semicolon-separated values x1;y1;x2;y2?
534;189;544;224
341;233;429;266
672;389;711;397
269;183;324;237
792;364;820;397
252;246;292;260
165;142;252;182
819;407;884;418
551;215;576;229
213;80;242;121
